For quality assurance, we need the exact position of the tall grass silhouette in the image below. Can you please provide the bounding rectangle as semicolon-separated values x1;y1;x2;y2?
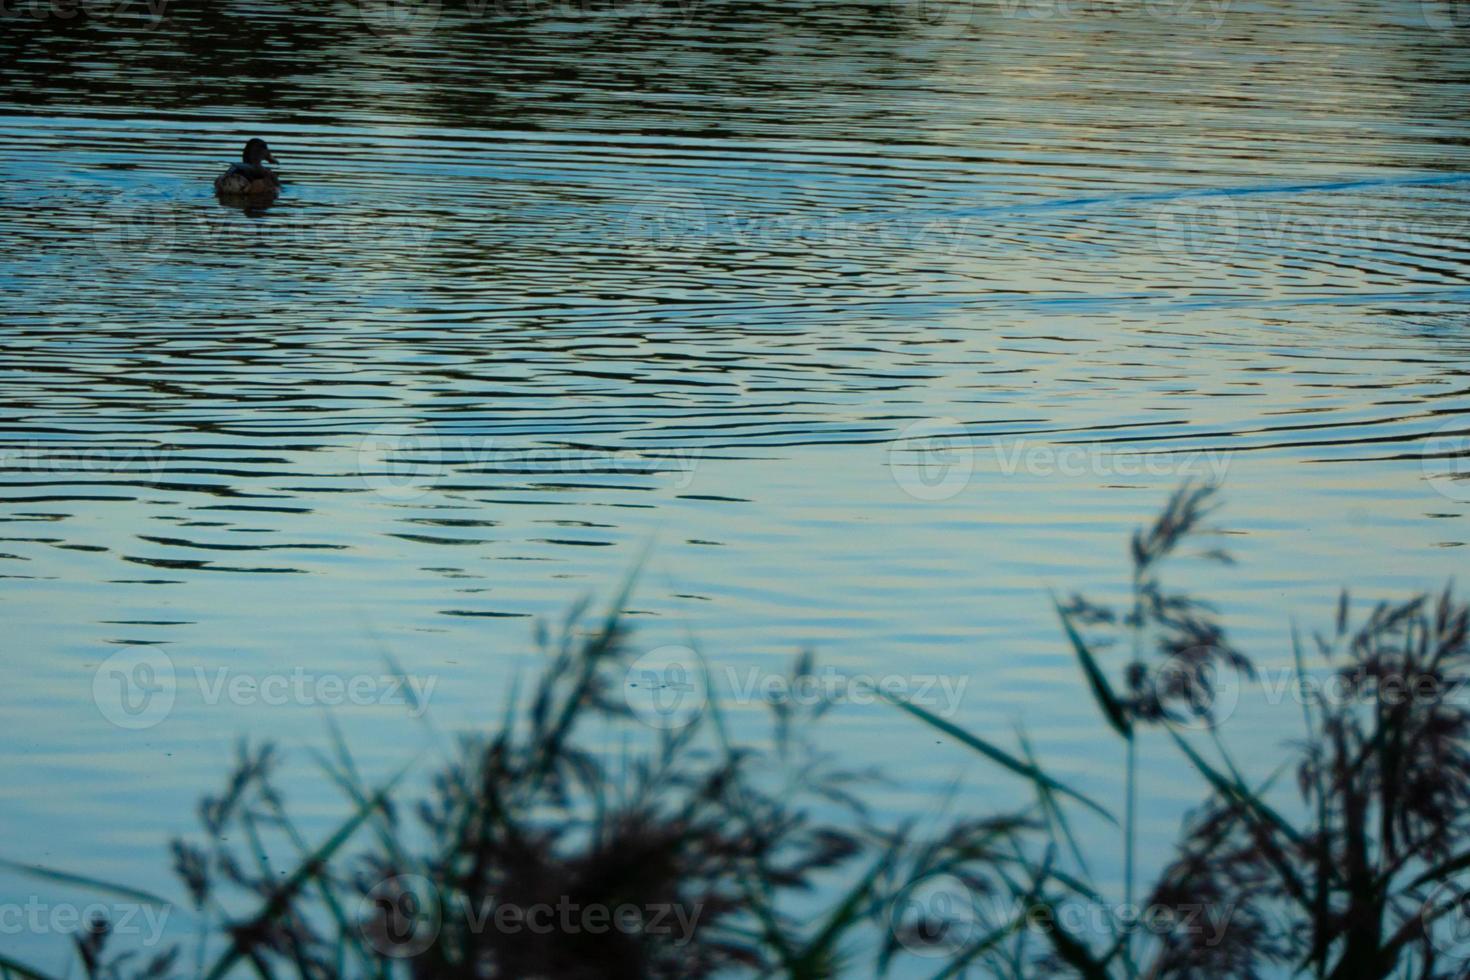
6;485;1470;979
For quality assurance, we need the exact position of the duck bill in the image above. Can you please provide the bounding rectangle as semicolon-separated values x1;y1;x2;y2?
266;152;278;165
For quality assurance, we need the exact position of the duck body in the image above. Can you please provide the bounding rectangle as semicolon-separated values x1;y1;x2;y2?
214;161;280;196
215;138;281;198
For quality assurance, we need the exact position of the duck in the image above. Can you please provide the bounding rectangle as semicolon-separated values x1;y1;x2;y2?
214;138;281;197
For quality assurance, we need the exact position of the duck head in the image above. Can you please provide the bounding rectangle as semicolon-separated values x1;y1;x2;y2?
242;138;278;167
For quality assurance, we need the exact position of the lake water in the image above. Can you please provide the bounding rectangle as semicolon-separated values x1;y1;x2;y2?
3;0;1470;969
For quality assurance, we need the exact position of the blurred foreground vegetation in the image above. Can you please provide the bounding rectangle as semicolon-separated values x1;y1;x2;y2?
6;486;1470;979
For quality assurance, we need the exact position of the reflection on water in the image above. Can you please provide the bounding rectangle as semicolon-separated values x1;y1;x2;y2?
2;0;1470;964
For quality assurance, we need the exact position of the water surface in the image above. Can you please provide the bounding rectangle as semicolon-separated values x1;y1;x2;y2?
3;0;1470;966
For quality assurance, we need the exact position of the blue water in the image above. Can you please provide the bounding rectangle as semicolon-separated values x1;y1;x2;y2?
2;0;1470;972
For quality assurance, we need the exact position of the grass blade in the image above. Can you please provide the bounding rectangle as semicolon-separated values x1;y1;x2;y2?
794;838;900;974
1054;596;1132;741
0;857;174;908
1166;729;1305;848
1017;724;1091;877
202;763;414;980
1406;847;1470;890
878;690;1114;825
0;955;54;980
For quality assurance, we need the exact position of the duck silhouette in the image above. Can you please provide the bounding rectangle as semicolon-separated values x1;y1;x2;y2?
214;139;281;198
